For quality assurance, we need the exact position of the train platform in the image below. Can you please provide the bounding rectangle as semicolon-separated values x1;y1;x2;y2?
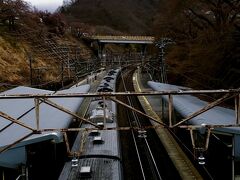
133;70;203;180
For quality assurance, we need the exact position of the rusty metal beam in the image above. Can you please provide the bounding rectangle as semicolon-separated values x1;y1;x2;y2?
205;129;211;150
109;97;167;127
39;98;100;128
0;111;36;131
0;132;34;153
38;124;166;132
168;95;173;127
34;98;40;131
189;127;211;153
179;123;240;129
190;129;195;149
63;132;71;155
0;89;239;99
172;93;236;128
0;105;38;133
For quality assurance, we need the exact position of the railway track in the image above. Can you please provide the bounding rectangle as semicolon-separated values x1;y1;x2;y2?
117;67;181;180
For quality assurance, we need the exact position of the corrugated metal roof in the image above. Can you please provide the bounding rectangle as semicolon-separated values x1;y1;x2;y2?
148;81;239;135
77;99;119;157
0;86;53;129
59;158;122;180
0;84;90;148
59;68;122;180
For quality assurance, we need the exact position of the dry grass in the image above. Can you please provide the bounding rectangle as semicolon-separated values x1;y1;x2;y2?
0;36;29;85
0;35;58;91
0;30;96;92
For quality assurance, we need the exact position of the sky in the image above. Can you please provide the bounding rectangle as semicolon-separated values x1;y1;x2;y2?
25;0;64;12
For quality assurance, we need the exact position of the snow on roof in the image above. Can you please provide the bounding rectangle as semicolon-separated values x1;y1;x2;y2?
148;81;239;135
0;85;90;148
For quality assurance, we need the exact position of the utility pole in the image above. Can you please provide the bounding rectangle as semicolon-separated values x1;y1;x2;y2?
30;55;33;86
156;38;174;119
61;59;64;88
27;52;33;86
155;38;174;83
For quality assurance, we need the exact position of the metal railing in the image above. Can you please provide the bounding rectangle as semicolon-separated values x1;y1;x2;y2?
90;35;155;42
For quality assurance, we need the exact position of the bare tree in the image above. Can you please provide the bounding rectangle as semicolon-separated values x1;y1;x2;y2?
185;0;240;33
0;0;30;30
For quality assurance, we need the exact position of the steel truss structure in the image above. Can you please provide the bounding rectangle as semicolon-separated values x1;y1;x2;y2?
0;89;239;156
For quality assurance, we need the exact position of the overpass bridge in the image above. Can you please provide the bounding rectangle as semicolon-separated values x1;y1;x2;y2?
83;35;155;58
90;35;155;44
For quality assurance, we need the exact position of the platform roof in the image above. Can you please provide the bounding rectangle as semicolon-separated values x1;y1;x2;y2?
0;85;90;168
148;81;239;135
0;85;90;148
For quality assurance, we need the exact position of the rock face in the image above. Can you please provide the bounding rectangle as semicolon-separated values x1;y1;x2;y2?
63;0;160;35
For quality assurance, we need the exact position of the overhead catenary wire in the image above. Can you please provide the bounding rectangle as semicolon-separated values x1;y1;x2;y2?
120;70;146;180
120;69;163;180
156;43;214;179
168;128;214;180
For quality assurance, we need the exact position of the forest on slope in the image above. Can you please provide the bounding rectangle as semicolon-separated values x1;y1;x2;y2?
51;0;240;89
0;0;239;91
61;0;160;35
0;0;94;92
153;0;240;89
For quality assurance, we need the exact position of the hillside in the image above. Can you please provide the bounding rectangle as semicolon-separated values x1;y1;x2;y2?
62;0;160;35
1;0;239;92
0;4;96;92
0;36;30;89
0;31;95;92
153;0;240;89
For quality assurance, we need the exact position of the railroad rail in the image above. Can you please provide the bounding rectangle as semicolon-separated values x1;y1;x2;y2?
119;68;163;179
0;67;240;179
116;68;181;179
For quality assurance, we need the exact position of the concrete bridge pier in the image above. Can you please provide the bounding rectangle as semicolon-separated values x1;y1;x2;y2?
97;42;105;59
141;44;147;57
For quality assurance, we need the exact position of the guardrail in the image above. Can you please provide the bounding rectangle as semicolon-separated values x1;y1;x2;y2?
88;35;155;41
